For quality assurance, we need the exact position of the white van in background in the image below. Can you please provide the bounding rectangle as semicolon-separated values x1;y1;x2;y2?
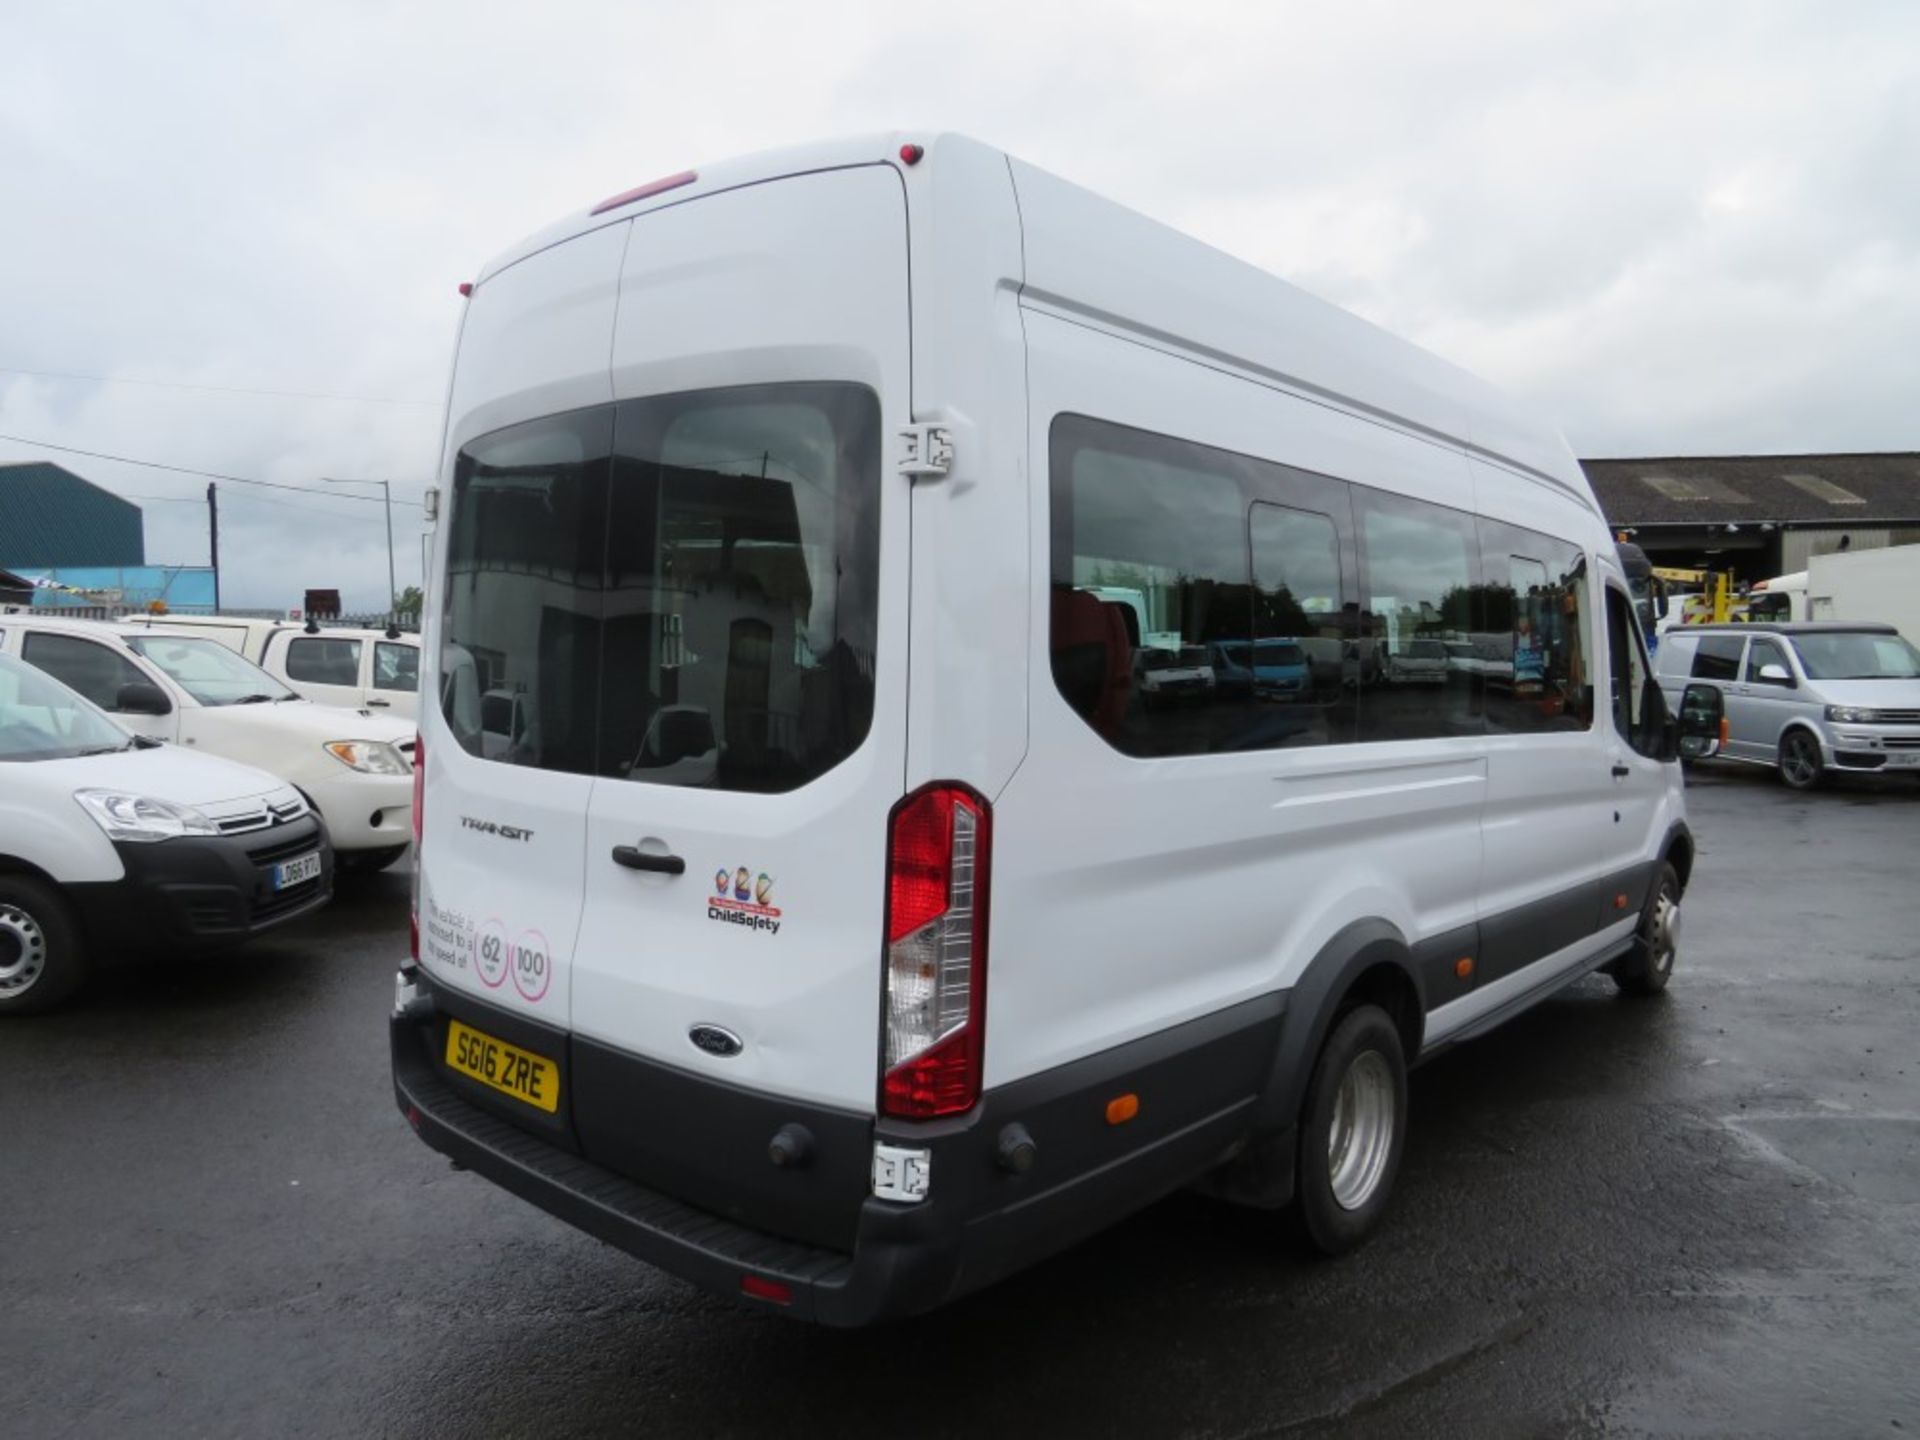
133;615;422;717
0;615;416;872
0;651;332;1014
391;134;1721;1325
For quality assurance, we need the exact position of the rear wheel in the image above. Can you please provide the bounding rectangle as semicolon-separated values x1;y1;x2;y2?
0;875;88;1016
1614;861;1679;996
1294;1004;1408;1255
1778;729;1824;790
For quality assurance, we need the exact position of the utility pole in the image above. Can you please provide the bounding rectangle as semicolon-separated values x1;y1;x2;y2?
207;482;221;612
321;476;397;616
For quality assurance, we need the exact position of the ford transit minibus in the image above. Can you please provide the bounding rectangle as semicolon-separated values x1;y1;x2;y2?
391;134;1719;1324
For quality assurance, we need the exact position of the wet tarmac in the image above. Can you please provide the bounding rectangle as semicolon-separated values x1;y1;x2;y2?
6;763;1917;1437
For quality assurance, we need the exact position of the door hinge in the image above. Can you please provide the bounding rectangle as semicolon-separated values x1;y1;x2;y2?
897;423;954;480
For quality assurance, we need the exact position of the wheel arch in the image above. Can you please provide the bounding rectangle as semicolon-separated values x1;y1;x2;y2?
1662;822;1695;895
1261;917;1423;1132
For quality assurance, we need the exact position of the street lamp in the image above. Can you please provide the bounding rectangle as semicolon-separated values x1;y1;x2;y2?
322;477;396;617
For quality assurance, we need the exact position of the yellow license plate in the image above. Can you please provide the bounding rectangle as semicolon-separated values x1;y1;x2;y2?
445;1019;560;1114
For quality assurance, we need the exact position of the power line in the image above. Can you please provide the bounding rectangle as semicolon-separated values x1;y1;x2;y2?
0;433;426;507
0;366;437;408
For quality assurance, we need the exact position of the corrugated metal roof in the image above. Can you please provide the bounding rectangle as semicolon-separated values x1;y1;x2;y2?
1581;453;1920;526
0;462;145;567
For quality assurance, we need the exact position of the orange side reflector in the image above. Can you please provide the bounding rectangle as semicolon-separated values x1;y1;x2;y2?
1615;893;1630;910
1105;1093;1139;1125
1454;957;1474;979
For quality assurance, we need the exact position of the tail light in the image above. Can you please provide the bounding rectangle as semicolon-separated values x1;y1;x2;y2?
881;783;990;1119
409;734;424;961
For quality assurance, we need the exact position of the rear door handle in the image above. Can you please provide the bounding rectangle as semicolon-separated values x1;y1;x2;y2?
612;845;685;875
1611;764;1632;778
366;698;391;707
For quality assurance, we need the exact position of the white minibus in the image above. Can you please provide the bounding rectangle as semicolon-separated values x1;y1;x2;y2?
392;134;1723;1324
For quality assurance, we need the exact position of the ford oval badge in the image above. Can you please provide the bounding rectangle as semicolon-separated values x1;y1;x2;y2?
689;1024;743;1058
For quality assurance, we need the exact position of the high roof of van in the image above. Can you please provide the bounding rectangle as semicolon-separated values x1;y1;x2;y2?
472;132;1594;512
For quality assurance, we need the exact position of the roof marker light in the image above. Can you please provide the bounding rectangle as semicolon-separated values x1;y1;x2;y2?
590;169;698;216
898;143;924;166
457;282;472;298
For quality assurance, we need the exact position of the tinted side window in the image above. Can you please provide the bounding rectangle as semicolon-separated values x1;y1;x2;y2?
1691;635;1745;681
1353;490;1480;742
1477;524;1592;734
442;407;614;775
285;637;363;687
1249;501;1355;747
375;642;419;693
1605;586;1661;755
1050;417;1257;757
20;632;148;711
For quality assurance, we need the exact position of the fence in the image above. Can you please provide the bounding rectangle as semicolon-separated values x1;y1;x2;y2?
0;603;420;634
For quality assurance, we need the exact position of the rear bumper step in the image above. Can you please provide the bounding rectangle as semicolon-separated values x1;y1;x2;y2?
392;985;1287;1325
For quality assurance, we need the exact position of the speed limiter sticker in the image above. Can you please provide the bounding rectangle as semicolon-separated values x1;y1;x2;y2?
472;918;553;1003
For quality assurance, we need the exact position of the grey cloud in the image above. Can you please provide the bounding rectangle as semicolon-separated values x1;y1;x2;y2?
3;0;1916;609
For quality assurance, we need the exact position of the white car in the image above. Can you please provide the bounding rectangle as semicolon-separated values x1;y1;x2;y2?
391;133;1718;1326
0;615;414;871
0;651;332;1014
131;615;422;717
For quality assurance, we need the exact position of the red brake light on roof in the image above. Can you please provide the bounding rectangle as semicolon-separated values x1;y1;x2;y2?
590;169;698;216
881;783;991;1119
898;143;924;166
457;282;472;298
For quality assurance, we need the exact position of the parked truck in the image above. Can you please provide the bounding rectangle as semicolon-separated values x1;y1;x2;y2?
1806;543;1920;644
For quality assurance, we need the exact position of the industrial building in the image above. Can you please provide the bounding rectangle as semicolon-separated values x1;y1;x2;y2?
1581;451;1920;583
0;460;215;611
0;461;146;568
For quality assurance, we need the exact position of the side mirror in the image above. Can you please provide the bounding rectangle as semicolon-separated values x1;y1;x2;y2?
1677;682;1725;760
116;681;173;717
1757;663;1794;686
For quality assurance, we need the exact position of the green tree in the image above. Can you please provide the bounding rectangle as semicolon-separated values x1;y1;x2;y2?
392;585;424;616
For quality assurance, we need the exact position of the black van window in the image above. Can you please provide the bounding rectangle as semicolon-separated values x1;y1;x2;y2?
441;407;613;776
1249;501;1352;746
1050;417;1255;757
1476;523;1592;734
601;384;880;792
1690;635;1746;681
440;385;881;792
1352;490;1481;742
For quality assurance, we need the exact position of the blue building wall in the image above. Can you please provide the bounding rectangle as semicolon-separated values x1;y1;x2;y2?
15;566;217;612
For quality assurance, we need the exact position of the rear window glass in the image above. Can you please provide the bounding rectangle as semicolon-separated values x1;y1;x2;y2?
440;384;880;792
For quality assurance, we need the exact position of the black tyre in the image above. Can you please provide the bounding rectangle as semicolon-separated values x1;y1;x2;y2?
1294;1004;1408;1256
1613;861;1680;997
0;874;89;1016
337;845;408;876
1778;729;1824;790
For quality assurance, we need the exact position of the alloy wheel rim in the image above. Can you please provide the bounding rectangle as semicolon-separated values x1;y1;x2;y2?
1784;735;1818;785
0;905;47;996
1648;884;1678;976
1327;1049;1396;1211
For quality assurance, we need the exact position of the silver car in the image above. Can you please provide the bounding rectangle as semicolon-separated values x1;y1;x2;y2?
1652;622;1920;789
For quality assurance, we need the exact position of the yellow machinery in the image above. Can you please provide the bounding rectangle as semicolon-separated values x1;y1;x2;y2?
1653;567;1747;625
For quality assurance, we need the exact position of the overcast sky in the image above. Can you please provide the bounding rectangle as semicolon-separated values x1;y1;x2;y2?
4;1;1916;609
